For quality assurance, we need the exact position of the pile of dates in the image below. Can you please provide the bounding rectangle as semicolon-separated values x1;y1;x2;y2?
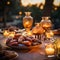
6;34;42;47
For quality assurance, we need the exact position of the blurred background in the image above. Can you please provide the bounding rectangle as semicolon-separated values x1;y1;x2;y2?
0;0;60;29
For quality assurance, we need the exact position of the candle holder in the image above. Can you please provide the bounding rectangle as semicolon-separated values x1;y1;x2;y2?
45;43;56;57
3;30;9;37
54;38;60;59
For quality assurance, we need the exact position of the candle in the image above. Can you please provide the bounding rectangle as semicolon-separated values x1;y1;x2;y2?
9;32;15;37
45;47;55;55
24;21;31;32
27;31;32;36
45;44;55;57
3;30;9;37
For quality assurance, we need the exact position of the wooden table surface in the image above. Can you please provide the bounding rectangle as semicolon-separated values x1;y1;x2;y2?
10;45;56;60
0;34;59;60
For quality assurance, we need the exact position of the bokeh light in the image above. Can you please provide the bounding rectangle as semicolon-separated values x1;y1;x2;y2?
40;5;44;10
21;0;60;7
53;0;60;6
21;0;45;7
7;1;10;5
21;0;31;7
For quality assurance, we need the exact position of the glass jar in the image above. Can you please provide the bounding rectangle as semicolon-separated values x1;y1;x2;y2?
23;12;33;32
45;43;56;57
40;17;52;30
54;38;60;59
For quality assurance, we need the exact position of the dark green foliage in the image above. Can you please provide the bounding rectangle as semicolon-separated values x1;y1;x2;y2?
0;0;60;29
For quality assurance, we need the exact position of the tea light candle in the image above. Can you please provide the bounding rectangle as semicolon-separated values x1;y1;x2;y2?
45;47;55;55
9;32;15;37
45;44;55;57
3;30;9;37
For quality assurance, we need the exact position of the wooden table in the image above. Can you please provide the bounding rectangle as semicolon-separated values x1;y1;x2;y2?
4;45;56;60
0;35;59;60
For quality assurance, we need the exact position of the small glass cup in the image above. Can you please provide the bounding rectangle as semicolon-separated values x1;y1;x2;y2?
45;43;56;57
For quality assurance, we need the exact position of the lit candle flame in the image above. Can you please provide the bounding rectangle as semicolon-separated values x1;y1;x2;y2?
45;44;55;55
3;30;9;37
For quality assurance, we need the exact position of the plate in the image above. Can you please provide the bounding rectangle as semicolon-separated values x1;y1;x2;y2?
6;43;40;50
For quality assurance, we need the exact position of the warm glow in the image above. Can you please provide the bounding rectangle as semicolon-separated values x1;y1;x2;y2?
21;0;60;7
21;0;31;7
55;38;60;49
3;30;9;37
21;0;45;7
9;32;15;37
43;23;52;28
54;7;58;10
53;0;60;6
3;30;15;37
19;11;22;15
41;17;52;29
40;5;44;10
45;44;55;55
32;24;45;34
57;43;60;53
57;40;60;49
28;3;32;7
23;12;33;32
50;31;54;36
16;16;19;19
25;21;30;26
57;44;60;49
46;31;54;38
45;47;55;55
30;0;45;5
27;31;32;36
7;1;10;5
